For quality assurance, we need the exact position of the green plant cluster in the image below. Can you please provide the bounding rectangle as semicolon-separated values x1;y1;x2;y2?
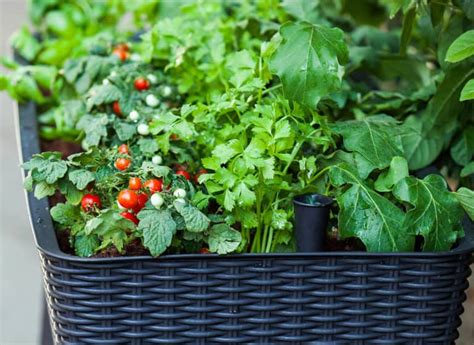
4;0;473;256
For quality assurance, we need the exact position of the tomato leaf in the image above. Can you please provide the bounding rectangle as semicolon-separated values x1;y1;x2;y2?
137;208;177;256
68;169;95;190
208;223;242;254
174;201;210;232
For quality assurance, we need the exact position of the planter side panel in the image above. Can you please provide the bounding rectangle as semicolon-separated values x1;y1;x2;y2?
40;253;472;345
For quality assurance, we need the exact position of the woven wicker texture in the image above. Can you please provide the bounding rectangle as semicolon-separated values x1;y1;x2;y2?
40;252;472;345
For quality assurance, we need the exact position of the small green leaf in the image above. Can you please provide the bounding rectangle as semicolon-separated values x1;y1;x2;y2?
461;162;474;177
460;79;474;101
138;208;176;256
68;169;95;190
445;30;474;63
74;234;99;257
114;121;137;141
450;126;474;166
10;26;41;61
34;182;56;199
455;187;474;221
77;114;109;149
374;156;409;192
50;203;81;226
208;223;241;254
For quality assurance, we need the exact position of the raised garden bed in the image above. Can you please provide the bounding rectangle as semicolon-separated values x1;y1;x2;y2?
18;99;474;345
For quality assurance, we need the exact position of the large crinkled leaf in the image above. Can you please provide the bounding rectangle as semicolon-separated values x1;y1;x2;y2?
331;115;404;172
269;21;348;109
174;201;210;232
455;187;474;221
393;175;464;251
329;164;413;252
208;223;242;254
138;208;176;256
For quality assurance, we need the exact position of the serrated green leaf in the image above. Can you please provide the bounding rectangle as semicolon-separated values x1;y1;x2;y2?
138;138;159;155
10;26;41;61
174;201;210;232
455;187;474;221
68;169;95;190
58;179;83;205
223;189;236;211
77;114;109;149
445;30;474;63
50;203;81;227
208;223;241;254
34;182;56;199
329;164;413;252
270;21;348;109
331;115;404;172
74;234;99;257
393;175;464;251
138;208;176;256
114;121;137;141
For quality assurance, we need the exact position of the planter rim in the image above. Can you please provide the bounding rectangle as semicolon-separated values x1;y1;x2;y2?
293;193;333;208
14;53;474;264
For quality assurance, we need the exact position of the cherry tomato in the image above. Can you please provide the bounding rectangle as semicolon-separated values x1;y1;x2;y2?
112;48;128;61
194;168;208;184
144;179;163;193
133;193;149;213
112;101;122;116
176;170;191;181
118;144;129;154
81;194;101;212
120;211;139;225
134;77;150;91
129;177;142;190
199;248;210;254
118;189;138;209
115;158;131;171
115;43;129;52
170;134;180;141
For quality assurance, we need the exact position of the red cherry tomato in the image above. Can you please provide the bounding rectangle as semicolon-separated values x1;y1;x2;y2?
115;43;129;52
112;101;122;116
118;189;138;209
199;248;210;254
115;158;131;171
81;194;101;212
194;169;208;184
176;170;191;181
134;77;150;91
144;179;163;193
129;177;142;190
120;211;139;225
112;48;128;61
118;144;129;154
133;193;149;213
170;134;180;141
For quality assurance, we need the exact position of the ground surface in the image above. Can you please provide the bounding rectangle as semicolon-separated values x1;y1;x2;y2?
0;1;472;344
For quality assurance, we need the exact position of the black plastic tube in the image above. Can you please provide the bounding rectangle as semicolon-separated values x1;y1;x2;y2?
293;194;333;252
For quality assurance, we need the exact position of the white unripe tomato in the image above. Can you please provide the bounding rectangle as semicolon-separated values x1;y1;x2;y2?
137;123;150;136
129;110;139;121
173;188;186;198
146;94;160;107
151;193;164;208
152;155;163;165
